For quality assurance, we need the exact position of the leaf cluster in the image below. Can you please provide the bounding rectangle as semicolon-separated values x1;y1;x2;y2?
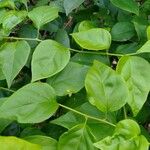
0;0;150;149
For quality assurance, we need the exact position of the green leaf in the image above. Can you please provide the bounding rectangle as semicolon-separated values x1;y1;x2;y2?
114;119;141;138
85;60;128;112
117;56;150;116
31;40;70;82
58;124;97;150
47;62;89;96
2;10;27;32
0;60;5;80
133;17;148;41
52;102;116;140
0;0;15;9
94;119;149;150
147;26;150;40
72;28;111;50
115;43;139;54
0;118;12;133
137;40;150;53
18;24;38;48
63;0;84;15
55;28;70;47
20;127;45;137
71;53;110;66
94;135;149;150
0;9;6;24
0;99;12;132
110;0;139;15
50;0;64;13
15;0;28;7
0;136;41;150
0;83;58;123
28;6;59;29
24;135;57;150
0;41;30;87
111;22;135;41
78;20;96;32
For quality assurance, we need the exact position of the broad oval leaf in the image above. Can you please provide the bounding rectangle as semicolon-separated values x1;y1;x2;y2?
47;62;89;96
0;136;41;150
63;0;84;16
111;22;135;41
0;83;58;123
0;41;30;87
28;6;59;29
31;40;70;82
58;124;97;150
71;28;111;50
85;60;128;112
110;0;139;15
117;56;150;116
24;135;57;150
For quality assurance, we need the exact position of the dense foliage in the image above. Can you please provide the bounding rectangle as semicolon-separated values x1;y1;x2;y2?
0;0;150;149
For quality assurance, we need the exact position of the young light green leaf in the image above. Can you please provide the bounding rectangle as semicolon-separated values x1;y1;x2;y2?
147;26;150;40
0;136;41;150
0;0;15;9
85;60;128;112
78;20;96;32
94;119;149;150
137;40;150;53
24;135;57;150
28;6;59;29
111;22;135;41
72;28;111;50
0;83;58;123
94;135;149;150
47;62;89;96
0;41;30;87
117;56;150;116
58;124;97;150
31;40;70;82
110;0;139;15
63;0;84;15
2;10;27;32
114;119;141;138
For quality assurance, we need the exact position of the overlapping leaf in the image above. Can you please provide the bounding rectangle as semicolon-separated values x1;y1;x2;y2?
28;6;59;29
85;60;128;112
0;41;30;87
32;40;70;82
47;62;89;96
117;56;150;116
0;83;58;123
